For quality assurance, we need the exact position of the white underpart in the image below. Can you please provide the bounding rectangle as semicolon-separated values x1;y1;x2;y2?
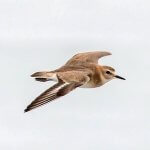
80;76;111;88
80;83;94;88
102;77;110;84
49;82;69;96
49;73;58;82
79;77;91;88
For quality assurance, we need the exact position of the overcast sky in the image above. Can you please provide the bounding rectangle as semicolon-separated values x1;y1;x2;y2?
0;0;149;150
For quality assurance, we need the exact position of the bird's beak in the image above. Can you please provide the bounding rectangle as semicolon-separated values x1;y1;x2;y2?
115;75;126;80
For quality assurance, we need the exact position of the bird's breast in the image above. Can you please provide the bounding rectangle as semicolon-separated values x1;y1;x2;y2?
80;80;103;88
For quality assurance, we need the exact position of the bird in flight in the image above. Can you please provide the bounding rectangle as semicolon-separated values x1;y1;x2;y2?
24;51;125;112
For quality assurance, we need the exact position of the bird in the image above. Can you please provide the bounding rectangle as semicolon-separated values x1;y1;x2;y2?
24;51;125;112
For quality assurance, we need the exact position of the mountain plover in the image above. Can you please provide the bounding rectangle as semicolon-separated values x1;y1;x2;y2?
25;51;125;112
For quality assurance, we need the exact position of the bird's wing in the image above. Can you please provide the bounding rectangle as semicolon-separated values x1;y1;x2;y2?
24;71;90;112
24;81;82;112
65;51;111;65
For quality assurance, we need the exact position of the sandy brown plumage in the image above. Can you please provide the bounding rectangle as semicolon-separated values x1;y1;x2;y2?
65;51;111;65
25;51;125;112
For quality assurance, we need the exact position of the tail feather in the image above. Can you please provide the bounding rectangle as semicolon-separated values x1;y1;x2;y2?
31;71;57;82
35;78;51;82
31;71;49;77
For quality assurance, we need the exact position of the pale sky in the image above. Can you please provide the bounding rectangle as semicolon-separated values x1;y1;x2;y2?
0;0;149;150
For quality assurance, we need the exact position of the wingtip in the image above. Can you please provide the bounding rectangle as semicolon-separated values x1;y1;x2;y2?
103;51;112;56
98;51;112;58
24;109;27;113
24;108;30;113
108;52;112;55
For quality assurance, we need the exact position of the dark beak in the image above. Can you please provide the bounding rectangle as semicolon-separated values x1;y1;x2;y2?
115;75;126;80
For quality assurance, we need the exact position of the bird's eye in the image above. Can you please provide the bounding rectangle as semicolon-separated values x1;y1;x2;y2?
106;71;111;74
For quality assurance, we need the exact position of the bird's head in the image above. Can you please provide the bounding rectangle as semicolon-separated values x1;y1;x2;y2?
101;66;126;83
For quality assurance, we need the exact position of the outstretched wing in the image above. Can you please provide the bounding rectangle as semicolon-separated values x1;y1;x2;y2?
24;81;82;112
65;51;111;66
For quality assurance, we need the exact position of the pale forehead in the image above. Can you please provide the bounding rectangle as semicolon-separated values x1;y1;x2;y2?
103;66;115;72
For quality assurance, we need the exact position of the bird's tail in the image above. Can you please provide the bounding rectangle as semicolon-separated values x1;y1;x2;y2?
31;71;57;82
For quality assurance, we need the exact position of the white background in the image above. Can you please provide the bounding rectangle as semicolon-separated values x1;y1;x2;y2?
0;0;149;149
